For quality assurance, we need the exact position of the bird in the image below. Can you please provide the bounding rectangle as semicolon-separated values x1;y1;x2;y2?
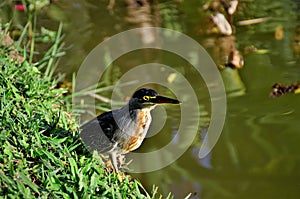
80;88;180;171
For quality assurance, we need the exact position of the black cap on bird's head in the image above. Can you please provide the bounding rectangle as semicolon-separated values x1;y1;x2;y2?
131;88;180;108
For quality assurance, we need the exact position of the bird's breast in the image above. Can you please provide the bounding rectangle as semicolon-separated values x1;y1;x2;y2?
122;107;153;152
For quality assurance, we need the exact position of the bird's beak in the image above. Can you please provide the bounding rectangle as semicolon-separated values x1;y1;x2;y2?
152;95;181;104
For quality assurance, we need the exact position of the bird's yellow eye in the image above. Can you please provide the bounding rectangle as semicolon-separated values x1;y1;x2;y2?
143;96;156;101
143;96;150;101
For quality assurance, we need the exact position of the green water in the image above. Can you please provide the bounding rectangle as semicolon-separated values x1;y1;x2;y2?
2;0;300;198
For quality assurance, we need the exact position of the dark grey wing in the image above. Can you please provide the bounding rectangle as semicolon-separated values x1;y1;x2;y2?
80;111;119;154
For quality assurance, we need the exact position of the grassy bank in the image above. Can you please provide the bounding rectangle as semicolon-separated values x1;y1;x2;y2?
0;23;165;198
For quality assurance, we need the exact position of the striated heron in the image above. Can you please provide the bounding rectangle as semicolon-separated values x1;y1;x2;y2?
80;88;180;171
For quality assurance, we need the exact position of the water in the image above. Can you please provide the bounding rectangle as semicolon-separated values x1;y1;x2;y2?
2;0;300;198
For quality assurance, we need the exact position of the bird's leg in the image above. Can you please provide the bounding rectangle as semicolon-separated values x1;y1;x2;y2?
109;152;119;172
100;154;114;170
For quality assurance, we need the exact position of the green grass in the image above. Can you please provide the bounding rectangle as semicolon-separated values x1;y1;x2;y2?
0;23;168;198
